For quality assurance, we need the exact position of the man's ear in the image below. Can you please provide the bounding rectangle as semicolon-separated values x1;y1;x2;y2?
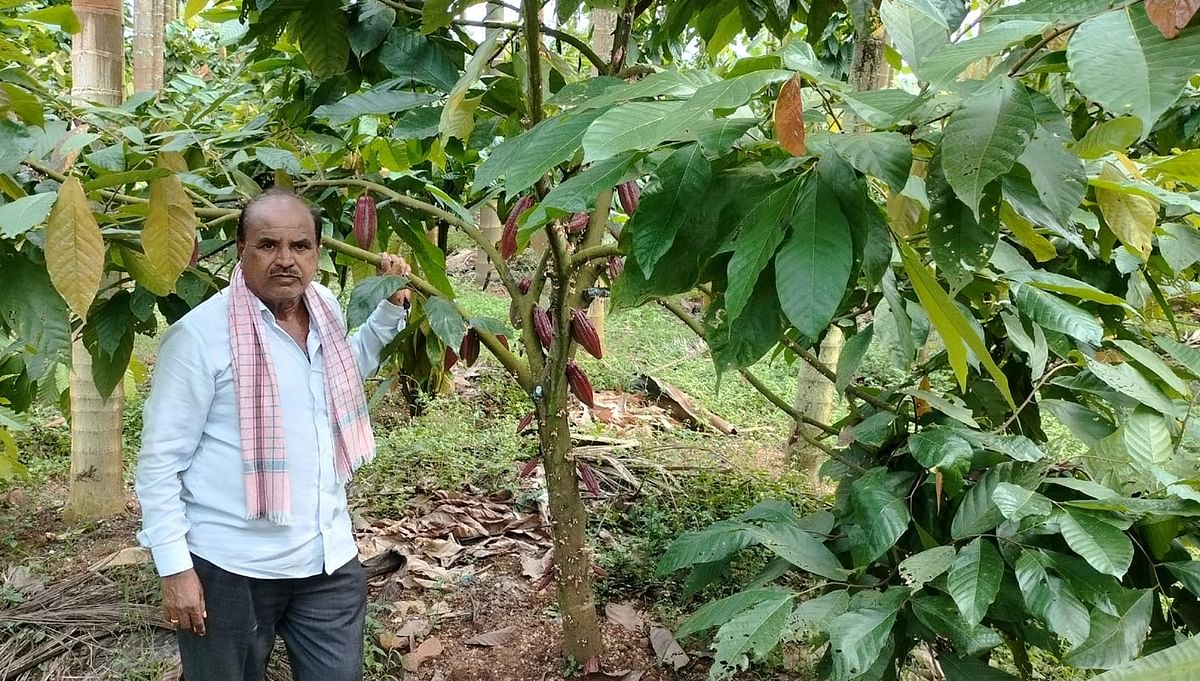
235;241;244;259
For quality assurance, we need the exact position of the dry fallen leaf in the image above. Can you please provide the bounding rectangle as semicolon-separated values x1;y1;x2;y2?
605;602;643;632
649;626;690;671
774;75;806;156
377;631;410;651
464;625;517;647
90;546;151;570
402;636;444;673
396;618;432;640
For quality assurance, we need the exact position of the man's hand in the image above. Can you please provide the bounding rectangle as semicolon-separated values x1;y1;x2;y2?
162;569;207;636
378;253;413;307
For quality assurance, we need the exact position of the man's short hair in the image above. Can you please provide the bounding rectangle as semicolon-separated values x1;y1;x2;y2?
237;187;323;243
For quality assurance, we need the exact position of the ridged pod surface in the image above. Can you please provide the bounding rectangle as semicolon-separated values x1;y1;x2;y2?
570;308;602;359
532;306;554;349
566;360;594;408
616;181;639;215
501;195;534;260
353;194;377;248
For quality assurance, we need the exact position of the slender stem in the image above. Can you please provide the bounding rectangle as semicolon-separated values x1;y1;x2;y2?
321;235;533;389
991;362;1070;434
453;19;608;74
1008;22;1081;77
522;0;544;126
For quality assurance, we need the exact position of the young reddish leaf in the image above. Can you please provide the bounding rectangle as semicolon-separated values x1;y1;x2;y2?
1145;0;1200;39
774;75;806;156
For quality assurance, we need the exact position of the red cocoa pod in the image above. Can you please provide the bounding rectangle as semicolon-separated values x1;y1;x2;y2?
518;455;541;477
607;256;624;280
443;346;457;372
566;360;595;408
501;195;534;260
532;306;554;349
353;194;377;248
459;329;480;367
577;462;600;495
516;411;535;434
583;657;601;675
570;308;603;359
567;212;589;234
616;181;640;215
189;239;200;267
518;276;532;294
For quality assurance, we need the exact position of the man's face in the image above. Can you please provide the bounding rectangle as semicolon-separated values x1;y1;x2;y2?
236;197;320;310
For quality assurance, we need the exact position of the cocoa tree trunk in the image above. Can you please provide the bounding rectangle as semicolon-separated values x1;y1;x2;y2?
66;0;125;522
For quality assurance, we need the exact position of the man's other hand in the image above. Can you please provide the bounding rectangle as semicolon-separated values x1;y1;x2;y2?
162;569;207;636
378;253;413;307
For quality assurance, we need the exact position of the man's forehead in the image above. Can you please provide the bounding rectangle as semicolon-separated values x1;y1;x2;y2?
244;196;314;232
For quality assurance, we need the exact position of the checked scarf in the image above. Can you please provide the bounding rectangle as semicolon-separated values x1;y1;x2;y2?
228;264;375;524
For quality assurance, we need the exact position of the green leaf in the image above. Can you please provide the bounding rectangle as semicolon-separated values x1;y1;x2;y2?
828;132;912;193
927;154;1000;291
1165;562;1200;598
954;429;1046;463
1064;590;1154;669
0;192;56;239
952;463;1041;539
898;241;1013;406
314;88;440;125
1084;355;1184;417
1012;284;1103;345
989;0;1132;23
349;0;395;57
942;79;1036;218
690;117;759;153
775;177;853;341
630;144;711;278
254;147;302;174
1057;507;1134;578
710;592;794;679
898;546;956;591
582;70;791;161
848;468;912;566
1158;222;1200;274
519;153;639;238
1090;633;1200;681
1015;551;1091;646
1147;149;1200;185
81;298;133;400
1018;129;1087;224
909;426;973;496
839;89;926;129
1154;336;1200;378
295;1;349;81
347;275;407;329
1004;270;1127;306
1074;116;1143;159
87;291;133;357
677;587;792;639
424;295;466;351
940;654;1020;681
946;537;1003;626
656;520;753;575
1070;4;1200;138
835;324;874;395
20;5;81;33
828;607;899;680
787;589;850;639
378;28;460;92
880;0;949;74
708;273;783;374
911;594;1003;655
420;0;456;33
0;250;71;379
992;482;1053;523
1112;341;1187;395
472;108;607;196
919;21;1047;87
742;521;850;580
439;32;499;143
723;177;806;322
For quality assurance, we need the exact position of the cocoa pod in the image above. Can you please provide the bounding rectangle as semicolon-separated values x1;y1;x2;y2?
353;194;377;248
577;462;601;495
516;411;535;434
518;276;532;294
501;195;534;260
459;329;480;367
443;347;458;372
607;256;624;280
189;239;200;267
567;212;589;234
566;360;595;408
532;306;554;349
616;181;640;215
497;334;510;351
583;658;601;675
518;455;541;477
570;308;603;359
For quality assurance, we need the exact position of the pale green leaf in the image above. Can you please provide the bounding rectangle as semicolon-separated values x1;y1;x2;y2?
880;0;949;74
1090;633;1200;681
657;520;754;575
424;295;466;350
742;521;850;580
828;607;899;680
839;89;926;129
992;482;1053;523
518;153;639;237
710;593;794;680
1112;340;1187;395
898;545;956;591
1004;270;1127;306
1018;129;1087;224
677;587;792;639
0;192;56;239
472;108;607;196
786;590;850;639
439;33;499;143
952;463;1042;539
1074;116;1143;159
919;21;1048;87
1146;149;1200;185
835;324;874;395
1084;355;1184;417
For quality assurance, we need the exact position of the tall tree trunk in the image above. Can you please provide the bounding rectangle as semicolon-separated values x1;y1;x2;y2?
133;0;165;92
163;0;176;24
589;8;616;76
66;0;125;522
787;29;890;483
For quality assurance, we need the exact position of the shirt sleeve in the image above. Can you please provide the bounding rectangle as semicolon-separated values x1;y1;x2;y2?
347;298;407;379
134;322;215;577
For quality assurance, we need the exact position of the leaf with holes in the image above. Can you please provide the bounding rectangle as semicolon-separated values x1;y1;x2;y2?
927;153;1000;291
942;78;1035;218
677;587;792;639
898;546;956;591
708;593;792;679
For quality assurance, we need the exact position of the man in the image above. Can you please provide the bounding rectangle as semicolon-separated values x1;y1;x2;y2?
135;188;411;681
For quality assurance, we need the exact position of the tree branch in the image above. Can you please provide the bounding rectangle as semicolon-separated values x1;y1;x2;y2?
1008;22;1081;77
569;243;621;270
452;19;608;74
322;235;533;389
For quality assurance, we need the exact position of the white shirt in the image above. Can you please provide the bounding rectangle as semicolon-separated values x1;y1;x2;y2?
135;283;406;579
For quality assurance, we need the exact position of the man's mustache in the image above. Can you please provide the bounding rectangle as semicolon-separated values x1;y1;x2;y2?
270;268;301;277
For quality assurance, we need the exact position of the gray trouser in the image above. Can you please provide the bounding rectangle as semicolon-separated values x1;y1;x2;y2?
178;554;367;681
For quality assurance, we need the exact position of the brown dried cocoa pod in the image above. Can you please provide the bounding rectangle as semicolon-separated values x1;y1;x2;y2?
569;308;603;359
516;411;535;434
532;306;554;349
459;329;480;367
353;194;377;248
577;462;600;495
501;195;534;260
566;360;595;408
566;212;589;234
443;346;458;372
518;455;540;477
518;276;532;294
616;181;639;215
